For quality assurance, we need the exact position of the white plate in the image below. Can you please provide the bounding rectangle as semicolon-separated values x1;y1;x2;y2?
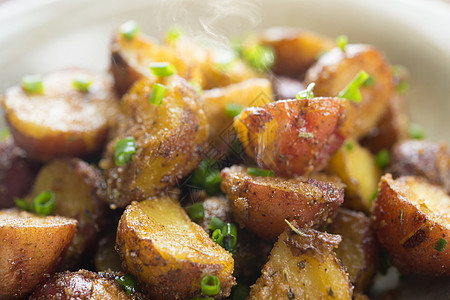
0;0;449;298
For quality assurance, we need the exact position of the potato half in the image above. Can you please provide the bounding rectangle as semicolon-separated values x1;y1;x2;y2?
116;196;235;299
1;69;119;161
249;226;353;299
372;174;450;275
221;165;345;241
0;209;77;299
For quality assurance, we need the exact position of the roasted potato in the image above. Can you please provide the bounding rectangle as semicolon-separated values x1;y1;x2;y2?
0;138;41;208
271;75;305;100
116;195;235;299
327;208;379;292
256;27;335;77
249;225;353;299
325;139;381;213
24;158;106;269
1;69;120;161
234;97;350;177
221;165;345;241
0;209;77;299
203;78;273;147
100;75;209;208
305;44;395;138
372;174;450;275
388;140;450;194
360;94;409;153
29;269;145;299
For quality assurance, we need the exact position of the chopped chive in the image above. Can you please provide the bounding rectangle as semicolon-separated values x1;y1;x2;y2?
189;159;222;196
222;222;237;253
296;82;315;100
336;35;348;52
247;167;274;177
212;228;223;246
375;149;390;168
14;198;32;212
225;103;243;118
114;137;136;166
116;274;137;295
33;191;55;215
188;203;205;221
363;76;375;87
435;238;447;252
242;44;274;73
338;70;370;102
120;20;140;40
21;74;44;94
149;83;166;105
205;172;222;195
231;283;250;300
165;26;183;44
409;123;426;140
209;216;225;231
149;62;177;77
201;275;220;296
72;76;93;92
0;128;10;141
345;141;354;151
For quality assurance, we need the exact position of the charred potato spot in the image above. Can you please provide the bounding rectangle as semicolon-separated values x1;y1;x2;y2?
221;165;344;241
372;174;450;275
1;69;120;161
100;75;208;208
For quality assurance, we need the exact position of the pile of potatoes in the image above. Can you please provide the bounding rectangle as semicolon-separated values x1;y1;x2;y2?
0;22;448;300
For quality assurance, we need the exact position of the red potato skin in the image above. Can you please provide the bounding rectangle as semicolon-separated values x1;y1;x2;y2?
371;174;450;275
234;98;350;177
221;165;345;241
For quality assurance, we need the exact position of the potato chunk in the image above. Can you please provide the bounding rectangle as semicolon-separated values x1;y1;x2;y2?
116;196;235;299
0;209;77;299
1;69;120;161
305;44;395;138
325;140;381;213
372;174;450;275
25;158;106;269
327;208;379;292
100;75;209;208
221;165;344;241
249;226;353;299
234;98;350;177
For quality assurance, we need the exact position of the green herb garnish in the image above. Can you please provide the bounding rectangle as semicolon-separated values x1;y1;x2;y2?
149;62;177;77
336;35;348;52
409;123;426;140
296;83;315;100
21;74;44;94
201;275;221;296
72;76;93;92
15;191;55;216
338;70;370;102
242;44;274;73
247;167;274;177
225;103;243;118
188;203;205;221
114;137;136;166
120;20;140;40
116;274;137;295
375;149;390;168
435;238;448;252
149;83;166;105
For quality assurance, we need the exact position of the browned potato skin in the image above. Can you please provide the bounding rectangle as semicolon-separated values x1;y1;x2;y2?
221;165;345;241
257;27;335;77
372;174;450;275
1;69;120;161
388;140;450;194
100;75;208;208
305;44;395;139
0;138;41;208
327;208;379;293
249;226;353;299
116;197;235;299
29;270;146;299
25;158;106;269
360;94;409;153
0;209;77;299
234;97;350;177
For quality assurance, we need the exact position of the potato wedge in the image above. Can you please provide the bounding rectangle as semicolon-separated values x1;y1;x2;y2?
221;165;345;241
0;209;77;299
100;75;209;208
305;44;395;138
257;26;335;77
327;208;379;292
0;138;41;209
249;226;353;299
25;158;106;269
372;174;450;275
116;196;235;299
1;69;120;161
29;270;144;299
388;140;450;194
234;97;350;177
325;139;381;213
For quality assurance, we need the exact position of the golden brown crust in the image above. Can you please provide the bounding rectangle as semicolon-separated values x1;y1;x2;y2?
372;174;450;275
221;165;345;241
1;69;120;161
